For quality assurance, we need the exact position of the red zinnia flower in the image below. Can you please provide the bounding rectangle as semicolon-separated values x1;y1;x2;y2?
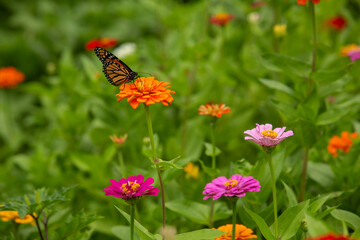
305;233;356;240
326;15;347;31
210;13;234;26
297;0;322;5
0;67;25;88
85;37;118;51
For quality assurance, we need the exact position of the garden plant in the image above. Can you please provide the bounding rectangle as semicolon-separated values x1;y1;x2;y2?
0;0;360;239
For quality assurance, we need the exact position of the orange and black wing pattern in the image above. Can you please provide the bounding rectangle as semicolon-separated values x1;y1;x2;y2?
94;47;138;86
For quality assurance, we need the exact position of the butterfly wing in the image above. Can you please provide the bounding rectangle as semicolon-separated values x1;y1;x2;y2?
94;47;138;86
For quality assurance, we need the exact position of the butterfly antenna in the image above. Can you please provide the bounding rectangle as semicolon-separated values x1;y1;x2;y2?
137;71;153;77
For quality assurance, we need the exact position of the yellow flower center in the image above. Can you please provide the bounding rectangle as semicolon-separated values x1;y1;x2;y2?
224;180;238;189
135;78;153;93
121;181;140;194
261;130;278;139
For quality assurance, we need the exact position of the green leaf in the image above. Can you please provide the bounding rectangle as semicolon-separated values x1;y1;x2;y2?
310;70;347;83
166;200;209;225
155;157;182;170
331;209;360;230
244;207;277;240
112;226;140;240
316;108;350;126
305;213;330;237
115;206;158;240
308;194;332;214
307;162;334;187
175;229;224;240
271;200;309;240
203;142;221;157
352;226;360;238
198;160;218;177
259;78;295;96
261;53;311;78
282;181;298;208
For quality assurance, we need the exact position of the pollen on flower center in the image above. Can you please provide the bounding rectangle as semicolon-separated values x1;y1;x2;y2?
135;78;153;92
121;181;140;194
261;130;278;139
224;180;238;189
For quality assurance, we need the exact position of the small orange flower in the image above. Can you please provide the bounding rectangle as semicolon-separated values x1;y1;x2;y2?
213;224;257;240
198;104;231;118
0;211;35;225
210;13;234;26
110;134;128;146
327;131;358;157
184;162;199;179
340;44;360;57
116;77;175;109
85;37;118;51
0;67;25;88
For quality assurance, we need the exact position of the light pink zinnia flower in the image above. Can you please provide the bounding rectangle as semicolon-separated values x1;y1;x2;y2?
203;175;261;200
104;175;159;200
244;123;293;147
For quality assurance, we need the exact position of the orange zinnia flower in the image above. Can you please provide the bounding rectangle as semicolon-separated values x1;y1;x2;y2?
340;44;360;57
0;211;35;225
184;162;199;179
210;13;234;26
0;67;25;88
213;224;257;240
116;77;175;109
85;37;118;51
110;134;128;146
198;103;231;118
327;131;358;157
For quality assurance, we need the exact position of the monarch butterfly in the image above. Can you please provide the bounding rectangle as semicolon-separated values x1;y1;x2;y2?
94;47;138;86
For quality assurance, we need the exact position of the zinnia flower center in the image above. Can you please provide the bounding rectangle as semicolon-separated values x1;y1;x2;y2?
121;181;140;194
135;78;152;93
261;130;278;139
224;180;238;190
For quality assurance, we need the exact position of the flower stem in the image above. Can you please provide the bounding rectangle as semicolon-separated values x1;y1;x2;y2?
209;120;216;227
130;204;135;240
31;214;44;240
310;1;317;73
210;121;216;170
143;104;166;235
231;199;238;240
265;152;278;238
299;147;309;202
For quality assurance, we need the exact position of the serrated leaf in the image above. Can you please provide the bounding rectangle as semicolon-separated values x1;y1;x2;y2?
203;142;221;157
175;229;224;240
244;207;277;240
259;78;295;96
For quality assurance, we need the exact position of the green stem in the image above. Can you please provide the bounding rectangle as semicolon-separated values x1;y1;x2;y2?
143;104;166;236
310;1;317;73
118;150;126;178
130;204;135;240
299;147;309;202
210;121;216;170
208;120;216;227
231;199;238;240
272;0;280;53
265;152;278;238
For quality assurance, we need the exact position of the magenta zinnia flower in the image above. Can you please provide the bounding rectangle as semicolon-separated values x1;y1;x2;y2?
348;50;360;62
203;175;261;200
244;123;293;147
104;175;159;201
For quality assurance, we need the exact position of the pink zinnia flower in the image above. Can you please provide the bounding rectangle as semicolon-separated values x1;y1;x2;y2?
348;50;360;62
244;123;293;147
203;175;261;200
104;175;159;201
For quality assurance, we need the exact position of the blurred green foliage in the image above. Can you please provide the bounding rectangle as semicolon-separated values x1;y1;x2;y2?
1;0;360;239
